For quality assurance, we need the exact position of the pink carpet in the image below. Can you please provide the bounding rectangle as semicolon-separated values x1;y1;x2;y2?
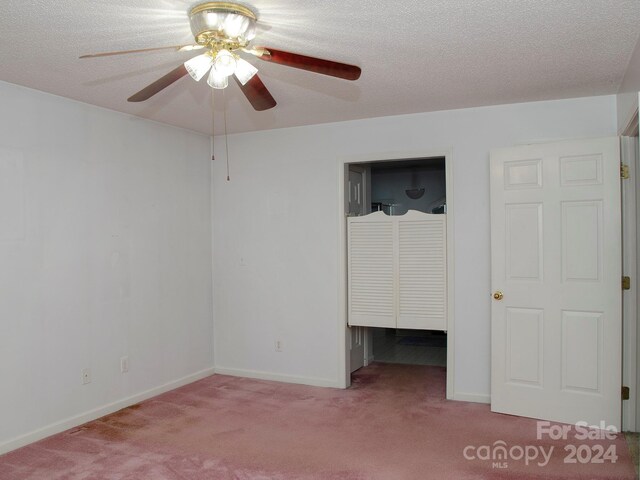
0;363;636;479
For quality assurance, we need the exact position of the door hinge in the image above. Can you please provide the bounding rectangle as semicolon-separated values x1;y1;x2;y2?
623;276;631;290
622;386;630;400
621;164;630;179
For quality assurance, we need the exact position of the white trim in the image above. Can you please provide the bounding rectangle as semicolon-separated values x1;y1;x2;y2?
338;163;350;387
453;392;491;404
444;152;455;401
337;149;456;398
636;130;640;433
0;367;216;455
212;150;221;372
622;134;638;432
214;367;342;388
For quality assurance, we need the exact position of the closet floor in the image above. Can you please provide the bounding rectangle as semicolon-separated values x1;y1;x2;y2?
372;329;446;366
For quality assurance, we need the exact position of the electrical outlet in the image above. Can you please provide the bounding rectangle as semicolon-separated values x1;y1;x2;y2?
275;340;283;352
81;368;91;385
120;356;129;373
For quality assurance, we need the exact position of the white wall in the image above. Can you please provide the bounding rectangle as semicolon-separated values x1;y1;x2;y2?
0;81;213;453
212;95;617;397
617;33;640;132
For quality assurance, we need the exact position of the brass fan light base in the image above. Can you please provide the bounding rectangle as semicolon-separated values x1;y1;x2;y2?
189;2;258;49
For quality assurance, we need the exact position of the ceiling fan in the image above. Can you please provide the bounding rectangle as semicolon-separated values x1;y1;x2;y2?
80;2;362;111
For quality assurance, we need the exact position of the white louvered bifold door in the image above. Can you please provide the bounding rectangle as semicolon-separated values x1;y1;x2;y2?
348;212;396;328
347;210;447;331
397;211;447;330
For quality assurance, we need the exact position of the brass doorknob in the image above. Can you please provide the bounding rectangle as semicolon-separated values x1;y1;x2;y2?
493;291;504;300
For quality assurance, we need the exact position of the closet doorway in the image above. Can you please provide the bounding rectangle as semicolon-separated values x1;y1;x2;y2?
370;328;447;366
338;152;455;398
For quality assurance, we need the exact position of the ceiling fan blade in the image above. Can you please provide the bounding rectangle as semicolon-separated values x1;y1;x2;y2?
234;74;277;111
250;47;361;80
127;65;188;102
80;45;203;59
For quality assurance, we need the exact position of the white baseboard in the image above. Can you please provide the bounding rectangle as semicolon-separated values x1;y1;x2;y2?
214;366;342;388
0;367;216;455
453;392;491;404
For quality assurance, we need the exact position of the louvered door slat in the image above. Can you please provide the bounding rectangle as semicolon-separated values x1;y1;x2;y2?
348;213;395;327
347;210;447;331
397;212;447;330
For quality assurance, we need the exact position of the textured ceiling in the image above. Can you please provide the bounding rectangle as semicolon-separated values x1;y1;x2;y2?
1;0;639;135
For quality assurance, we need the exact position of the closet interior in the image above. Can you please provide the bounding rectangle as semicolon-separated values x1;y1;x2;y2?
347;157;448;368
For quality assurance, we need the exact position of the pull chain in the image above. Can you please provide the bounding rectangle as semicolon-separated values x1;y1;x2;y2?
211;89;215;161
210;87;231;182
223;87;230;181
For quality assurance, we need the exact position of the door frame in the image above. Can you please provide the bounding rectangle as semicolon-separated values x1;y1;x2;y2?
347;164;368;373
336;149;455;400
621;110;639;431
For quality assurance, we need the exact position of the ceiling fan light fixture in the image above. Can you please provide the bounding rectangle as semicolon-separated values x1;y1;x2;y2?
405;188;425;200
234;58;258;85
184;53;213;81
99;1;361;108
214;49;237;77
189;2;257;45
207;68;229;89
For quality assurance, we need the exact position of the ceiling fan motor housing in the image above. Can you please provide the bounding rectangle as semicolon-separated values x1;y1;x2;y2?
189;2;257;48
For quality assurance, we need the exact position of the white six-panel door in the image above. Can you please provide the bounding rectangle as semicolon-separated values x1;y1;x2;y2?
490;137;621;428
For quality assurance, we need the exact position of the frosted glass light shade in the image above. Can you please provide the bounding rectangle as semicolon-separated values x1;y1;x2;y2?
214;50;237;77
189;7;257;44
224;14;252;39
184;53;213;81
234;58;258;85
207;68;229;89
